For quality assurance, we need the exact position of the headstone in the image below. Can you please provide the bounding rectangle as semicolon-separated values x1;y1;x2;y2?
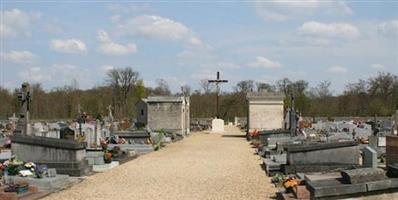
211;118;224;133
363;146;377;168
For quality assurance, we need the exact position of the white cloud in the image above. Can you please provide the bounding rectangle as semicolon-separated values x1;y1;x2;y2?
101;65;115;72
97;30;137;56
298;21;360;39
18;67;51;82
249;56;283;69
253;0;353;21
49;39;87;54
370;64;385;70
116;15;202;45
1;50;37;63
53;64;77;70
378;20;398;36
0;9;41;38
327;65;348;74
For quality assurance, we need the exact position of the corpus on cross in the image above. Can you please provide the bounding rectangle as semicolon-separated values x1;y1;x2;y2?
208;71;228;119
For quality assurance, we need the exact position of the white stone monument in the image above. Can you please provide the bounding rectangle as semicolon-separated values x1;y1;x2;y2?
211;118;224;133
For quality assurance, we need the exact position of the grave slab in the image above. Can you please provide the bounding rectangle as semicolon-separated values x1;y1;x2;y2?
341;168;386;184
306;178;367;199
7;175;70;192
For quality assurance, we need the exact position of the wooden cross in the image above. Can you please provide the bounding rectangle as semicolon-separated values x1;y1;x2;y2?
208;71;228;118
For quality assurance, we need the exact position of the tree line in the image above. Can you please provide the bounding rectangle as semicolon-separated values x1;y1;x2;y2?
0;67;397;121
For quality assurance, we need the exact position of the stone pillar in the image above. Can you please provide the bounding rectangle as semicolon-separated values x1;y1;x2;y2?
363;146;377;168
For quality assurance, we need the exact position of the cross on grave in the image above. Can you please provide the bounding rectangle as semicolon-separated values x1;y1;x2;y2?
15;82;31;135
208;71;228;118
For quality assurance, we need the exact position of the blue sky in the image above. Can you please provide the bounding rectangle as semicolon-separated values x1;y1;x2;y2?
1;1;397;94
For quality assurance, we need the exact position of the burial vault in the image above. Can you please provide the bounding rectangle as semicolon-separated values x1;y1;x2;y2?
246;92;285;133
136;96;190;135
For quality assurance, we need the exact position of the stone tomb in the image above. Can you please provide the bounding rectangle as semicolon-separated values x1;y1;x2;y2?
283;141;360;174
136;96;190;135
306;169;398;199
11;134;92;176
246;92;285;133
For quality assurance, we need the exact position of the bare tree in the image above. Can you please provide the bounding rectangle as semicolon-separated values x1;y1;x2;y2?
181;84;191;96
234;80;254;93
256;82;276;93
310;81;332;98
199;79;214;94
106;67;139;117
276;78;293;96
153;79;171;96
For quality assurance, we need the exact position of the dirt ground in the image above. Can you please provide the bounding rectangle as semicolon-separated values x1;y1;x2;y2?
43;126;276;200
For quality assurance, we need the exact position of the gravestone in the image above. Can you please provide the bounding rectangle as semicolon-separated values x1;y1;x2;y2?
211;118;224;133
363;146;377;168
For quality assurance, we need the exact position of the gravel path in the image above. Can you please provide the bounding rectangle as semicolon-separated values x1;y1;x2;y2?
43;126;276;200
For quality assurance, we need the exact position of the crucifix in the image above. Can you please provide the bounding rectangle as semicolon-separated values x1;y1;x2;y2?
15;82;31;135
208;71;228;118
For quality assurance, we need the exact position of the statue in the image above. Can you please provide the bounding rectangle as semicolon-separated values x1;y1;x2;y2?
108;105;114;122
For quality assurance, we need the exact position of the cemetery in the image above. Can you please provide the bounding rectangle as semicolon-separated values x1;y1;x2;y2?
0;83;193;199
2;1;398;199
245;90;398;199
0;80;396;199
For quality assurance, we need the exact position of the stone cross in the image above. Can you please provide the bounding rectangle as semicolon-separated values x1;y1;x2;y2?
208;71;228;118
289;93;298;136
15;82;31;135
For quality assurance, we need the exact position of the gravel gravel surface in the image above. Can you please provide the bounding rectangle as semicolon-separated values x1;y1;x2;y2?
43;126;276;200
